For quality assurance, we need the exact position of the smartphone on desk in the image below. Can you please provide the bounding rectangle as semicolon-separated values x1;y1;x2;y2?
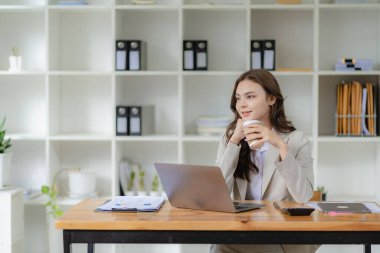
273;202;315;216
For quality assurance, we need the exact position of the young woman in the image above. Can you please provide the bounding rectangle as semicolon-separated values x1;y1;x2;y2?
210;69;317;253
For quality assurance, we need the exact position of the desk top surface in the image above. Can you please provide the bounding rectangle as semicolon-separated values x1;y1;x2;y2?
55;199;380;231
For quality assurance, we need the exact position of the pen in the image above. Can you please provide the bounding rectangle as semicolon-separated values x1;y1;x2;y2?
273;202;288;215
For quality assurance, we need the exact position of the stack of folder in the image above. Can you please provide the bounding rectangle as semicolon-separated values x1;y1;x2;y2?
336;81;376;136
335;58;373;71
196;115;231;136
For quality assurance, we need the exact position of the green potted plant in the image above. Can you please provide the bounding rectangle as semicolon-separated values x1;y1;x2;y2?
0;117;12;188
136;164;146;196
150;173;161;196
41;168;80;218
9;47;22;72
317;186;327;201
126;169;136;195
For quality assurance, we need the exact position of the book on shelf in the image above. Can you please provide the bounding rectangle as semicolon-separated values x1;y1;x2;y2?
196;115;231;136
132;0;156;5
23;189;42;200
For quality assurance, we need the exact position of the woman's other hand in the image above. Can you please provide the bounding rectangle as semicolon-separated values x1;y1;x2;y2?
230;119;245;145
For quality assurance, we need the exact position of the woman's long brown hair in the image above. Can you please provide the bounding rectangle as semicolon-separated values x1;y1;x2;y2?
225;69;295;181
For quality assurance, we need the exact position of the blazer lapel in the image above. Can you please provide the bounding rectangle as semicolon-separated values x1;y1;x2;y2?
261;133;289;198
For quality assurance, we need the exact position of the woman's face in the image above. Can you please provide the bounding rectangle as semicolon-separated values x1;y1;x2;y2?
235;79;276;122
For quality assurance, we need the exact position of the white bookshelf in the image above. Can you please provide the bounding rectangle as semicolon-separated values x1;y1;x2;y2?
1;0;380;253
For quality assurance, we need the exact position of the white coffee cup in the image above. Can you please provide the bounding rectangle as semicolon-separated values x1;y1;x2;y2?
242;119;262;150
242;119;261;129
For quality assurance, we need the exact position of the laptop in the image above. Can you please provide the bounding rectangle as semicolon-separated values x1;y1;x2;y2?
154;162;264;213
318;202;371;213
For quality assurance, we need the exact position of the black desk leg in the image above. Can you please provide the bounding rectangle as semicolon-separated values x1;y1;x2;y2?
63;230;71;253
364;244;371;253
88;243;94;253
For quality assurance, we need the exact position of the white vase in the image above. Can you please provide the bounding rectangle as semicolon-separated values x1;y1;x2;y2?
68;170;97;198
149;191;161;197
0;153;12;188
137;190;147;196
8;56;22;72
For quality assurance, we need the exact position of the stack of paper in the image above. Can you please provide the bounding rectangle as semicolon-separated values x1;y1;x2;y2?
57;0;87;5
336;81;376;136
132;0;155;4
96;196;165;212
196;115;231;136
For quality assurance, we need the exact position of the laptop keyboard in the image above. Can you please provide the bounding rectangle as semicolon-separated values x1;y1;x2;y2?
233;202;251;209
234;205;247;210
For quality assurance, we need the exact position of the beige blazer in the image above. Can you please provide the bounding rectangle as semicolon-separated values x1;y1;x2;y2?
211;130;318;253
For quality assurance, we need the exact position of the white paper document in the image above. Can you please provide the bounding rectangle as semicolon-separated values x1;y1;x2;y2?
96;196;165;212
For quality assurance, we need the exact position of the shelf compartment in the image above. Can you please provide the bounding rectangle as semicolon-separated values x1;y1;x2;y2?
49;141;112;198
49;133;112;141
0;11;45;71
318;136;380;142
183;9;247;71
318;75;378;136
115;135;179;141
10;140;47;190
116;0;179;6
317;142;377;200
251;9;313;71
183;75;235;135
115;9;179;71
275;75;313;136
182;134;220;142
184;0;245;6
319;0;379;6
115;141;178;192
183;75;313;137
183;142;219;165
0;0;45;5
251;0;314;5
319;9;379;71
115;75;179;135
49;75;112;135
49;0;113;5
48;10;112;71
0;75;46;135
114;70;178;76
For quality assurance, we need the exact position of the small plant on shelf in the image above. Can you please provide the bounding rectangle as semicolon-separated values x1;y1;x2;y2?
127;169;135;192
41;168;80;218
0;117;12;188
317;186;327;201
137;165;145;193
151;173;160;192
0;117;11;153
11;47;19;57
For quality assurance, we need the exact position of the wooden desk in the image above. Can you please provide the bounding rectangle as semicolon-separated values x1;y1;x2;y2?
56;199;380;253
